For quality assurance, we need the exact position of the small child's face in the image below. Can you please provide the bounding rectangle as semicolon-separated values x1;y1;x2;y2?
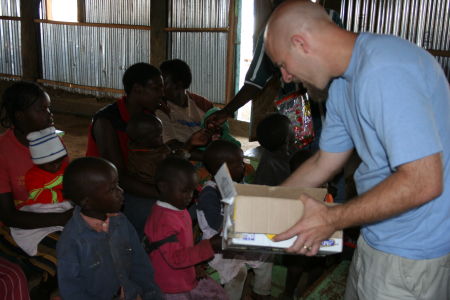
38;156;65;173
227;149;245;183
87;166;124;214
159;171;197;210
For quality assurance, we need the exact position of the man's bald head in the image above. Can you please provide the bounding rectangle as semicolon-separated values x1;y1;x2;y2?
264;0;354;101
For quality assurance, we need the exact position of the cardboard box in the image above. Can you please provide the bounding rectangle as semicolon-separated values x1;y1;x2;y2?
215;163;343;255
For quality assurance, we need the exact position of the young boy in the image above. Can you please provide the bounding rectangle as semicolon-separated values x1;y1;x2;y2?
144;156;227;299
198;140;273;300
254;113;292;186
57;157;162;300
10;126;72;256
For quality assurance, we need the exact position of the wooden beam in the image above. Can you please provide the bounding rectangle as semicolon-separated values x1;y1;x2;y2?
0;73;22;80
427;49;450;58
34;19;152;30
225;0;237;104
150;0;168;66
0;16;22;21
77;0;86;23
20;0;41;81
37;79;124;94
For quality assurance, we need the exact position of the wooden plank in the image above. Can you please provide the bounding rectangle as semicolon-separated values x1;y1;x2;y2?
427;49;450;58
0;73;22;80
77;0;86;23
165;27;229;32
20;0;41;81
37;79;124;94
150;0;167;66
225;0;237;104
33;19;152;30
0;16;22;21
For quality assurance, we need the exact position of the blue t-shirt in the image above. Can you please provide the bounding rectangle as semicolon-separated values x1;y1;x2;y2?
320;33;450;259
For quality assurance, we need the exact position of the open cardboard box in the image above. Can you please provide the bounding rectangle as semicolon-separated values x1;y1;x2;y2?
215;163;343;255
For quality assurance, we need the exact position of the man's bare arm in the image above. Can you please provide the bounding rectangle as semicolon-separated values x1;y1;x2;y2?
282;149;353;188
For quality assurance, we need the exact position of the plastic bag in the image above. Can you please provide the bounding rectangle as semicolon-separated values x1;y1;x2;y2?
274;91;314;149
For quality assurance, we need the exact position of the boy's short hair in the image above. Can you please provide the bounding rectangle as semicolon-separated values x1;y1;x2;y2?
122;63;161;95
63;157;114;206
203;140;241;176
155;156;195;184
126;113;162;142
159;59;192;89
256;113;290;152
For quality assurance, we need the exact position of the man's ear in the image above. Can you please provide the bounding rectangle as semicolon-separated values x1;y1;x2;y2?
291;34;309;54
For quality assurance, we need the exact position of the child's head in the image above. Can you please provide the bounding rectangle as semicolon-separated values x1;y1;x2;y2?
159;59;192;101
256;113;291;152
155;157;197;210
0;81;53;133
289;149;313;173
27;126;67;173
126;113;164;148
203;140;245;182
122;63;164;112
63;157;123;214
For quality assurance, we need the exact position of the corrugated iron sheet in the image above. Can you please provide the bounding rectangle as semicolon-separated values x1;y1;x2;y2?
0;19;21;76
169;32;228;104
340;0;450;79
0;0;20;17
168;0;229;28
40;23;150;97
85;0;151;25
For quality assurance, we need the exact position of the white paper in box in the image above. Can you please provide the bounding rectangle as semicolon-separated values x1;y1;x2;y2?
215;163;343;255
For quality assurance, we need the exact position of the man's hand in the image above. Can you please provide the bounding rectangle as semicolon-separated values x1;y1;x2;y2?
273;194;336;256
204;109;230;131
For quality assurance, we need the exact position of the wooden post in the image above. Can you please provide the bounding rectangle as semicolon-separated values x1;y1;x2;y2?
77;0;86;23
225;0;237;104
20;0;41;81
150;0;167;66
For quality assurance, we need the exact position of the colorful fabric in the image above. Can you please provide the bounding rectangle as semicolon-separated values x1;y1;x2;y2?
321;32;450;260
199;107;241;150
0;257;30;300
156;92;213;144
20;161;68;208
86;96;130;162
57;206;162;300
0;129;34;204
145;201;214;293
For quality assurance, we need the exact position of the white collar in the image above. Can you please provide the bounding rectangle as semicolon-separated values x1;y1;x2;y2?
156;200;183;211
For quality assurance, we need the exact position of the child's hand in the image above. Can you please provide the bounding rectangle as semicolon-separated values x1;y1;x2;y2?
188;129;211;147
209;235;222;252
195;264;208;280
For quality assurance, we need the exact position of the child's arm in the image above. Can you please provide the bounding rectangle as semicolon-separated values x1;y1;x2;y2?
125;218;163;300
156;223;214;269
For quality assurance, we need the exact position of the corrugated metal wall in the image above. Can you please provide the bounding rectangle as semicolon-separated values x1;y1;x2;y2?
168;0;230;104
340;0;450;79
0;0;21;76
85;0;151;25
40;24;151;97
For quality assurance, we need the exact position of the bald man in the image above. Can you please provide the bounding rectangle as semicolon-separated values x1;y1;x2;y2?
265;1;450;299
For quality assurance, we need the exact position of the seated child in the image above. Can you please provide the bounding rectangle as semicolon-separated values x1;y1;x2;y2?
126;113;171;186
254;113;292;186
198;140;273;300
57;157;162;300
156;59;213;145
10;126;72;256
144;156;228;299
